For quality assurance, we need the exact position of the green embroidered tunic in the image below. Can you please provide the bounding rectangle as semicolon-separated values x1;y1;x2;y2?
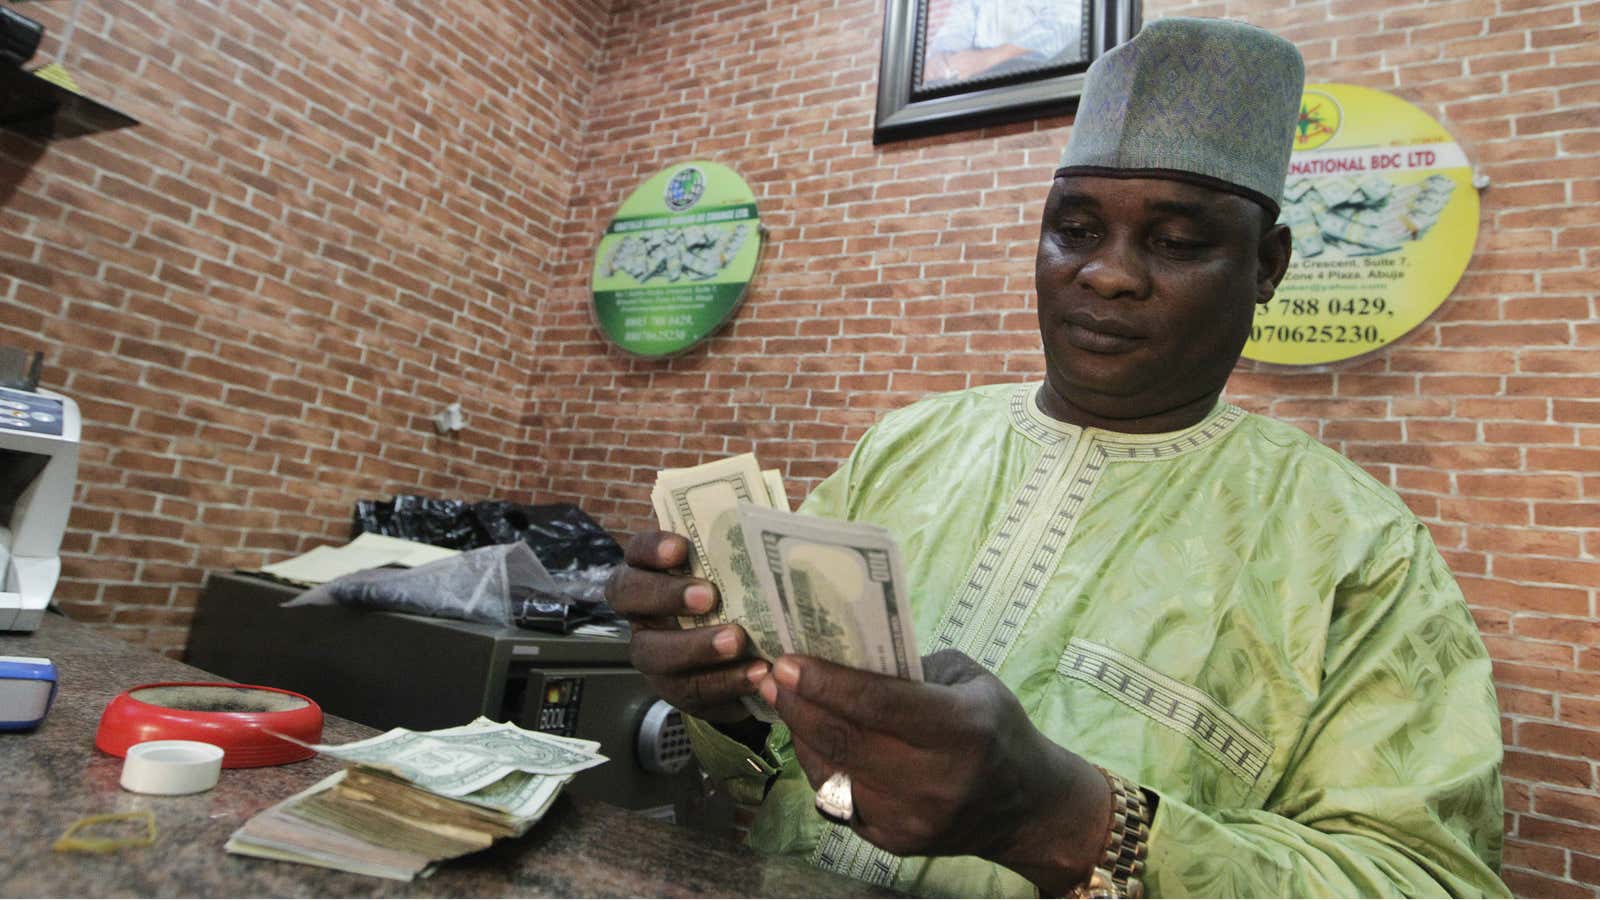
687;382;1508;898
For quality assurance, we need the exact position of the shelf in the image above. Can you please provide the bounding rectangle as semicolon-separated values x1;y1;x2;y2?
0;65;137;140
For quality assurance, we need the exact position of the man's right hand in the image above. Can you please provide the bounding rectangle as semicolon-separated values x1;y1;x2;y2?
606;530;769;723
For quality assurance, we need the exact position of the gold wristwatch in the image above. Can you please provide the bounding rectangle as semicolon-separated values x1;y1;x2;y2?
1074;767;1152;899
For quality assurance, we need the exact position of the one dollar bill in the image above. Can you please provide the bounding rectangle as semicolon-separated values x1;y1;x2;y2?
310;719;605;797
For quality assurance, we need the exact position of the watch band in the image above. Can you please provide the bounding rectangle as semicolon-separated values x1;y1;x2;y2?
1075;766;1151;899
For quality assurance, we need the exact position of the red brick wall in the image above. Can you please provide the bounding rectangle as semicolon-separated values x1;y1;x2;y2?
1;0;610;651
528;0;1599;895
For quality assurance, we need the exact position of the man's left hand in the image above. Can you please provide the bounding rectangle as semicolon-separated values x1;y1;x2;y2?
758;649;1113;895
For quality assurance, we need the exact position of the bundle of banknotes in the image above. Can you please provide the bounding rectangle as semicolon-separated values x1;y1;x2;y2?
1281;173;1456;258
651;454;923;694
226;717;607;881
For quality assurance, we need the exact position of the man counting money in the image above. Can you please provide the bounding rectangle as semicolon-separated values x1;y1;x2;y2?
607;17;1508;898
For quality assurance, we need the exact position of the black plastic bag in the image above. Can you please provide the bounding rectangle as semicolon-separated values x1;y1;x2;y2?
352;495;476;549
516;503;623;570
352;496;622;570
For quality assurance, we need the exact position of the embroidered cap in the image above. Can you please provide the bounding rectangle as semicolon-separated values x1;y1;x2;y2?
1056;17;1305;215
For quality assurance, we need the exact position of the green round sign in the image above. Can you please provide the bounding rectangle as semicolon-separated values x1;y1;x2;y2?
591;161;763;357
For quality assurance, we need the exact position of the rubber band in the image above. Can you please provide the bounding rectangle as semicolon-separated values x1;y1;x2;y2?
52;810;157;853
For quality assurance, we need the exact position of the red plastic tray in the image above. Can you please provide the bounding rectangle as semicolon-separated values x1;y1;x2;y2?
95;682;323;768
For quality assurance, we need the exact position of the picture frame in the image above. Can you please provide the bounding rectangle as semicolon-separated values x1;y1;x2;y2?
873;0;1141;144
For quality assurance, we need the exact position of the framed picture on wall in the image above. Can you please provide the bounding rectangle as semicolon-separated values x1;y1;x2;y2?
873;0;1140;144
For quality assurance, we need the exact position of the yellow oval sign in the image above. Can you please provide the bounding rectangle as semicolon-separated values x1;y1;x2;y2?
1244;83;1480;366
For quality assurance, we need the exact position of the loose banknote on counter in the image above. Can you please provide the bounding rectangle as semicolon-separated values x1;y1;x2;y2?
227;717;606;881
650;454;922;698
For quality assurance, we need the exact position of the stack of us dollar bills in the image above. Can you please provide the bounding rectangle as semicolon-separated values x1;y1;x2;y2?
651;454;923;698
226;717;607;881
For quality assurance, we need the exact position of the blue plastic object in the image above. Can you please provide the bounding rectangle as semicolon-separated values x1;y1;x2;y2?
0;656;57;730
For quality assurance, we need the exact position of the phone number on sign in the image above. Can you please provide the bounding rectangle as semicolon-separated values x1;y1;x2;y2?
1250;324;1382;344
1260;297;1393;317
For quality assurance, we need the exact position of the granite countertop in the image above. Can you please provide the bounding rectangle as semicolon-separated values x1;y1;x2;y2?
0;612;894;898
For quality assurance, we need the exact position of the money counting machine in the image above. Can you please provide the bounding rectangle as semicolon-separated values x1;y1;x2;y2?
187;573;724;828
0;379;79;632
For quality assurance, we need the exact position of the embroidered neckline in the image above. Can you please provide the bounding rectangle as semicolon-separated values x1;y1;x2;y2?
1011;382;1242;453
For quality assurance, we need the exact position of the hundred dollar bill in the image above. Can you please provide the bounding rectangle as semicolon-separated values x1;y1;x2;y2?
762;469;790;512
736;503;922;682
651;454;790;661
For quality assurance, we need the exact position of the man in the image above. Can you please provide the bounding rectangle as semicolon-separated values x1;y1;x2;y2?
925;0;1084;84
608;17;1508;898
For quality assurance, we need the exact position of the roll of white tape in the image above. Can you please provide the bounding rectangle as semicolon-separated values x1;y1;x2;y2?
119;740;224;795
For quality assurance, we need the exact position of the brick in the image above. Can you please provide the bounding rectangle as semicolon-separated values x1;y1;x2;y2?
1439;322;1572;347
1523;351;1600;374
1564;697;1600;730
1556;401;1600;425
1407;419;1482;442
1467;527;1582;557
1458;474;1581;501
1576;854;1600;886
1487;635;1579;668
1533;503;1600;527
1486;422;1578;445
1348;443;1521;470
1500;685;1559;719
1495;556;1600;587
1529;448;1600;472
1505;836;1568;875
1503;868;1591;898
1521;815;1600;859
1518;107;1600;135
1509;379;1600;405
1460;577;1588;615
1323;420;1403;442
1518;722;1600;759
1457;398;1550;420
1507;749;1595;791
